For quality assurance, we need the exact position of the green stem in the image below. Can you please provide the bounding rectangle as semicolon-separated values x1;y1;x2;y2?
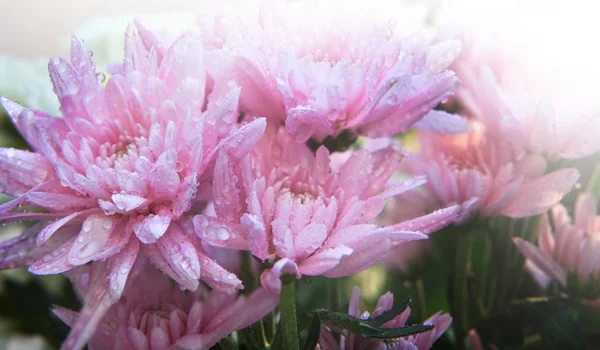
280;277;299;350
415;278;428;321
451;232;471;349
586;162;600;193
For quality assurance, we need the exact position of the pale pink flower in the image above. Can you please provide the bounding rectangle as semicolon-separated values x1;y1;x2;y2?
0;23;267;341
447;28;600;160
188;0;466;143
193;126;459;292
514;193;600;292
405;67;580;221
319;286;452;350
55;261;278;350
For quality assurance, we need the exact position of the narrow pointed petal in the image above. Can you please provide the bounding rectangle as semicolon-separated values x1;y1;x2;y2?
381;176;427;199
0;148;54;197
298;245;353;276
107;239;139;301
393;205;459;234
37;211;85;246
241;214;269;260
29;236;77;275
499;169;580;218
513;237;567;286
217;118;267;160
61;270;114;350
142;223;200;291
197;249;243;295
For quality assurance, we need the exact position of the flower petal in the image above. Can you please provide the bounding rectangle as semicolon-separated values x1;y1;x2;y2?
107;239;139;301
413;110;469;134
260;258;300;293
298;245;353;276
285;106;333;142
499;168;580;218
133;214;172;244
513;237;567;286
142;223;200;291
193;215;248;250
0;148;54;197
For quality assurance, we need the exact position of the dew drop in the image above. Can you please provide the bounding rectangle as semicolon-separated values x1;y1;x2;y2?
82;219;93;232
103;220;114;230
97;72;106;83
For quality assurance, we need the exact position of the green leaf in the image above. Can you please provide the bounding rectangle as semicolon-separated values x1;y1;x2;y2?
301;313;321;350
236;322;266;350
216;337;238;350
313;308;434;339
366;299;411;328
313;309;379;334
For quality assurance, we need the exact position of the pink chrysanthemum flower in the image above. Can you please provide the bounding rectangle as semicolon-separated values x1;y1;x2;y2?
189;0;466;143
0;26;266;298
513;193;600;293
448;30;600;160
404;67;580;220
55;262;278;350
193;126;459;292
318;286;452;350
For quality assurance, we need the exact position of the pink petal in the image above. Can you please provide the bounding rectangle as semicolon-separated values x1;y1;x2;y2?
499;168;580;218
107;239;139;301
61;265;114;350
373;292;394;317
0;98;62;151
414;312;452;349
241;214;270;260
260;258;300;293
285;106;333;142
27;191;96;211
272;219;295;260
159;31;206;108
29;236;77;275
0;223;53;270
293;223;328;260
193;215;248;250
142;223;200;291
211;150;243;222
381;176;427;199
413;110;469;134
216;117;267;161
575;193;597;233
37;210;86;246
323;237;392;278
298;245;353;276
182;288;277;349
513;237;567;286
0;148;54;197
68;215;118;266
197;249;243;295
111;193;150;213
394;205;459;234
133;214;172;244
560;113;600;159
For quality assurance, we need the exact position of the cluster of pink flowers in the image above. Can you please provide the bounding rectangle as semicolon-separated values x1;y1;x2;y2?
0;1;595;349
